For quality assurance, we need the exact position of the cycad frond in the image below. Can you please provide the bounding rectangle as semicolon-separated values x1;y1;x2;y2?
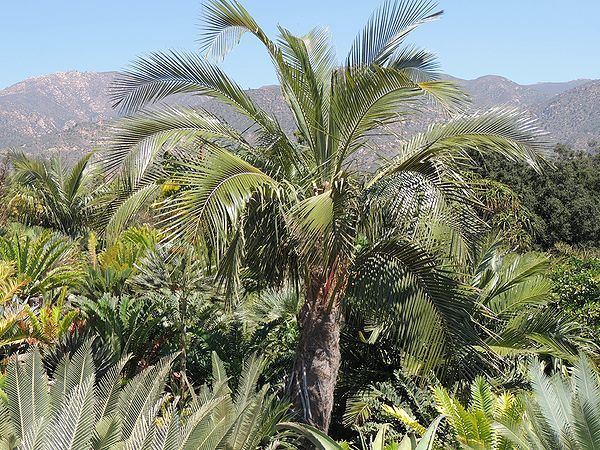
471;376;495;419
47;376;96;450
0;228;83;299
5;351;49;439
0;345;290;449
50;340;96;412
104;184;161;244
500;355;600;450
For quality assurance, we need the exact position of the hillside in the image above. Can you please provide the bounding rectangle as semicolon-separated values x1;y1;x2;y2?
538;80;600;148
0;71;597;159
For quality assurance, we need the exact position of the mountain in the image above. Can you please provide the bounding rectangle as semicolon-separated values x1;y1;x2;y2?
0;71;597;159
538;80;600;148
0;72;115;156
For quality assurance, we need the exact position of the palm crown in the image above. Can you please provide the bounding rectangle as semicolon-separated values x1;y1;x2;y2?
103;0;549;431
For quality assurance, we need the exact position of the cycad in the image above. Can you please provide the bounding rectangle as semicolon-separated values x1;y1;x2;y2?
498;354;600;450
76;294;163;374
6;153;99;237
82;226;158;297
0;296;77;353
0;262;24;303
0;303;29;351
130;242;218;393
0;344;290;449
103;0;548;430
384;376;523;450
280;417;444;450
470;244;597;366
431;377;523;450
0;227;83;301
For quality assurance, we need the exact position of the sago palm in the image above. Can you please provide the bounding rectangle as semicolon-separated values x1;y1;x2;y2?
0;344;290;449
498;354;600;450
6;153;100;237
103;0;548;430
0;227;83;301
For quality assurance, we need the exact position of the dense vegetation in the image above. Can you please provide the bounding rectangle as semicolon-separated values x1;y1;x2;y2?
474;144;600;249
0;1;599;448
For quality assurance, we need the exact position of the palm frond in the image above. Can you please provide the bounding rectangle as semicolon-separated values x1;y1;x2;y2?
371;108;550;187
160;148;279;254
331;67;465;165
346;0;442;69
105;184;161;244
348;237;478;374
102;106;248;178
200;0;274;61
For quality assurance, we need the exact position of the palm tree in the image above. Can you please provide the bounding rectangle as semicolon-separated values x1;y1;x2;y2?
6;153;99;237
103;0;548;431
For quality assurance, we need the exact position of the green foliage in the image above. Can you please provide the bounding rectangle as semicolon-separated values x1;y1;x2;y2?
6;153;101;237
0;261;24;303
0;226;83;300
431;377;524;449
499;354;600;449
0;344;291;449
473;144;600;249
1;0;596;445
0;303;30;351
0;157;10;227
81;226;157;297
0;295;79;357
280;416;444;450
76;294;165;374
551;253;600;337
470;245;596;365
471;178;534;252
341;369;441;445
102;0;550;390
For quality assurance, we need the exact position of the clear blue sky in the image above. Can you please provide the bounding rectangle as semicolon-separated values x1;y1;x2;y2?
2;0;599;89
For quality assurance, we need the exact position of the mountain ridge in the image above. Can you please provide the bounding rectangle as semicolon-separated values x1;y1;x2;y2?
1;70;598;159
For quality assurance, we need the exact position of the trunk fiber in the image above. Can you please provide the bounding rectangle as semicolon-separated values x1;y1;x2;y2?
288;275;342;432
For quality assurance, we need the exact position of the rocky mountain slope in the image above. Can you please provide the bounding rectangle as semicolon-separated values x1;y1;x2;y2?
538;80;600;148
0;71;597;159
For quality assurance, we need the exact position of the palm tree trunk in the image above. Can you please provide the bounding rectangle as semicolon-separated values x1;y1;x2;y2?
288;272;342;432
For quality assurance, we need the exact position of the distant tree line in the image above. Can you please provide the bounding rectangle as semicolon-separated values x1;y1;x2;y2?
474;143;600;249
